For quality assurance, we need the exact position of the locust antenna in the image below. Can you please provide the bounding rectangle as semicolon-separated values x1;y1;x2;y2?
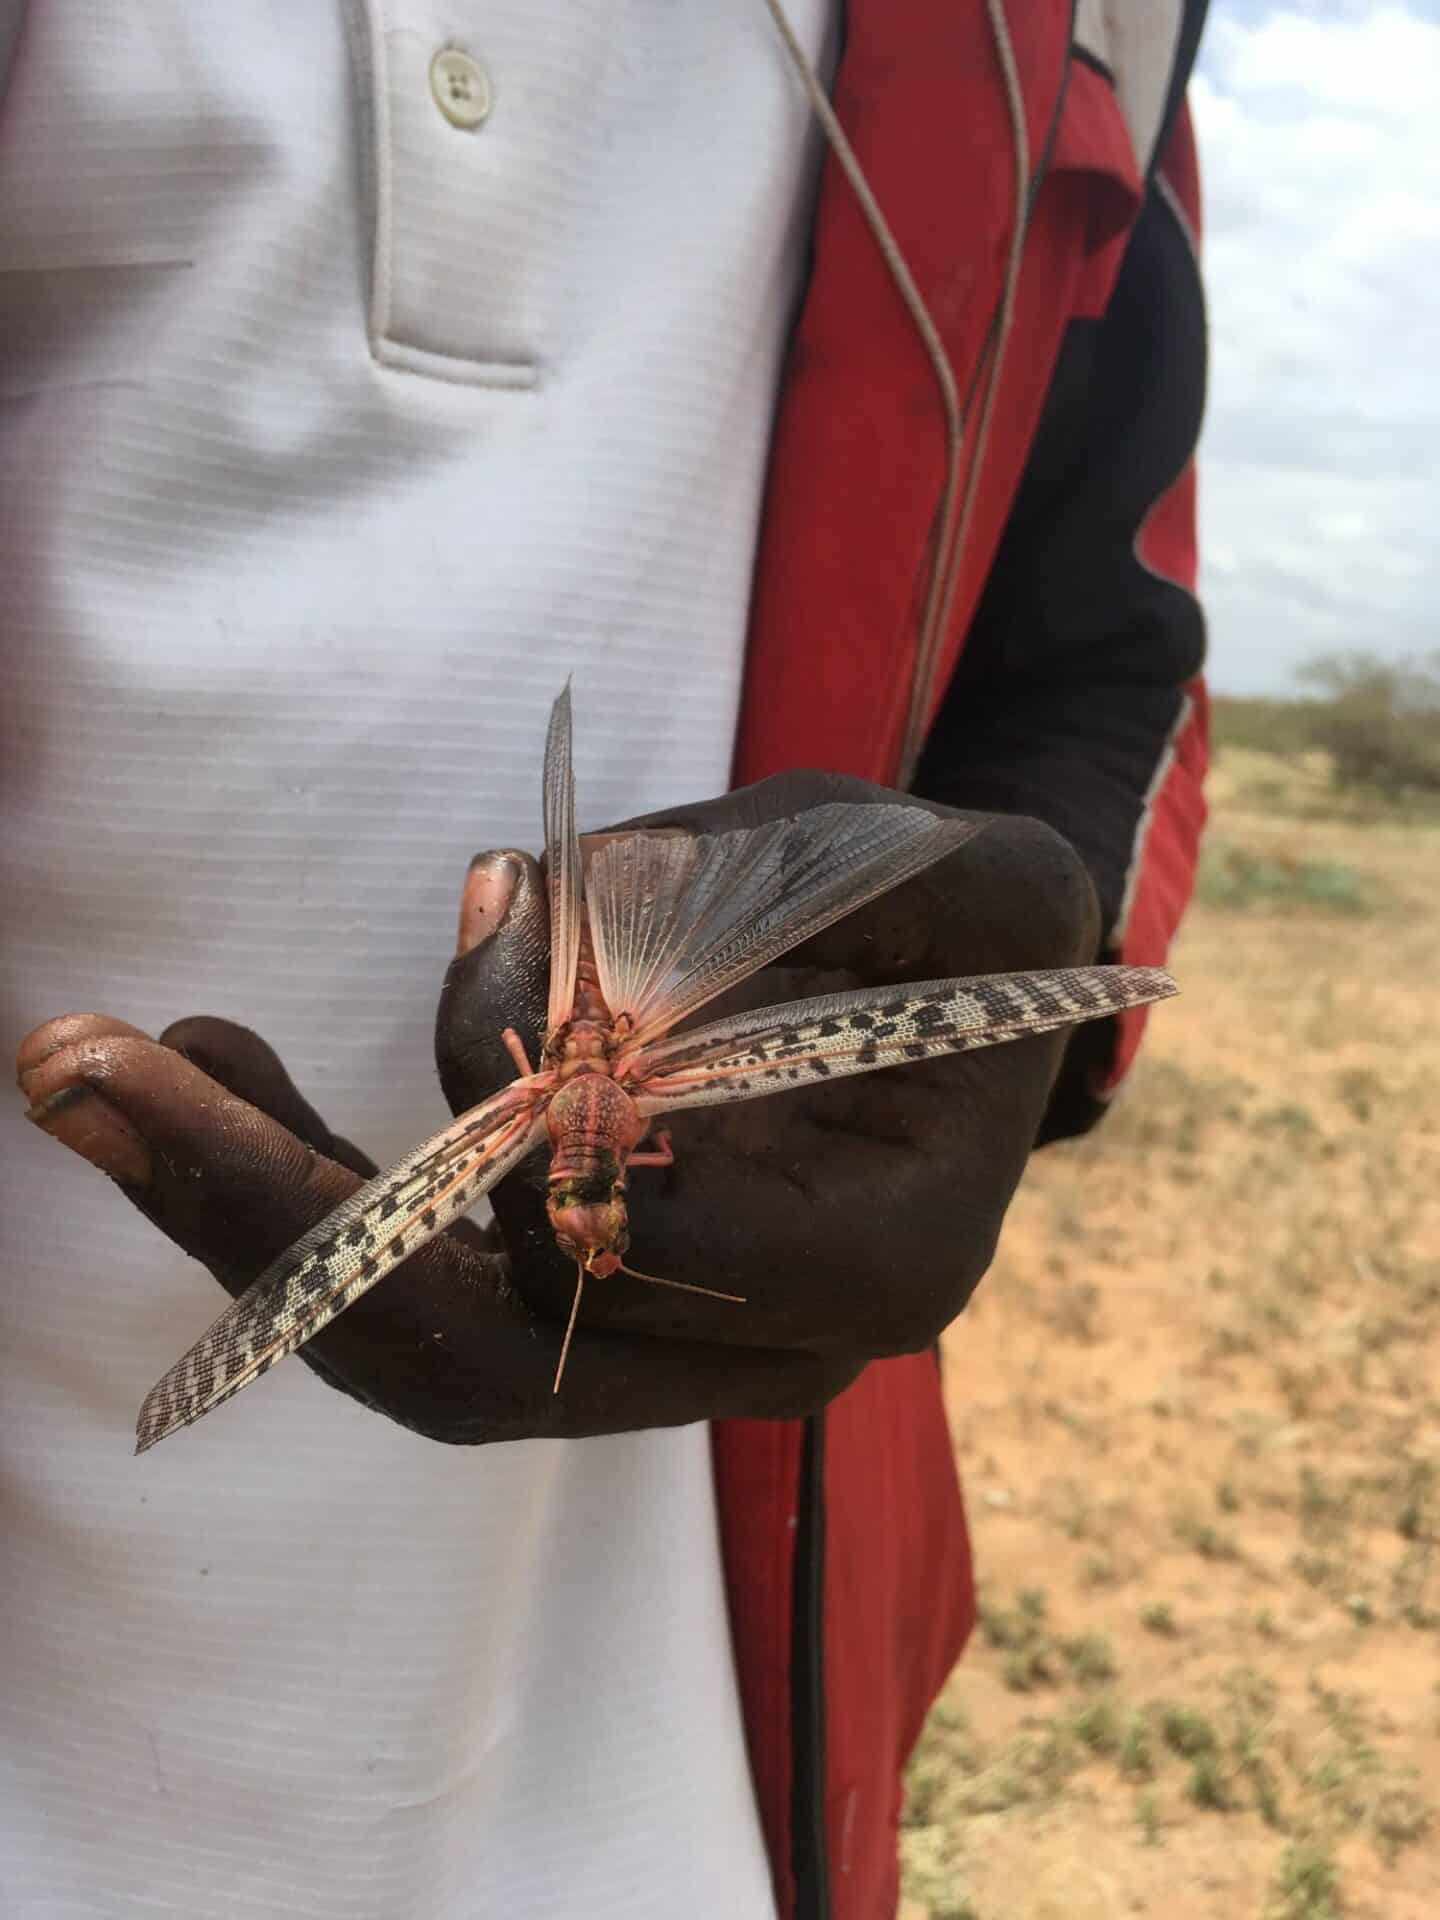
553;1263;586;1394
618;1265;745;1304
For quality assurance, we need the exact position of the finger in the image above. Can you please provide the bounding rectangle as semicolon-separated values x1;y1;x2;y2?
17;1011;152;1092
18;1030;514;1383
441;847;573;1292
435;849;550;1113
455;848;521;956
159;1020;509;1252
21;1015;158;1184
157;1015;378;1177
23;1030;347;1239
437;847;556;1277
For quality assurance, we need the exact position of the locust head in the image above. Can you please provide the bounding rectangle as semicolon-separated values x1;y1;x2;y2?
547;1181;629;1280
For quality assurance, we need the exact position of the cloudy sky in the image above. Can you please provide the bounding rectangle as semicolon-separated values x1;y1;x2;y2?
1192;2;1438;692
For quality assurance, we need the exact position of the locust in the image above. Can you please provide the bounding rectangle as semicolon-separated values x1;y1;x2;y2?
135;687;1176;1452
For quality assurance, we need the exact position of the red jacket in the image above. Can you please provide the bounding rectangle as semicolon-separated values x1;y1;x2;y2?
715;5;1209;1914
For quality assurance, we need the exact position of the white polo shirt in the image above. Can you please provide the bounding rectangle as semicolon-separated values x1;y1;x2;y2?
0;3;831;1913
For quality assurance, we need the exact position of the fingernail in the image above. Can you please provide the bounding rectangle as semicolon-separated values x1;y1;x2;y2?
457;853;519;957
26;1084;153;1186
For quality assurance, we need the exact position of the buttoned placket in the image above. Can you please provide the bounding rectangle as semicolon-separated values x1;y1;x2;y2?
349;3;539;388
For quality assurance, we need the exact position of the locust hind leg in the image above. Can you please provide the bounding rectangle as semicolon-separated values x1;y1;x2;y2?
626;1127;673;1170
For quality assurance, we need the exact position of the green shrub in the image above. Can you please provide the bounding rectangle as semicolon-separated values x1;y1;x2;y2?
1300;653;1440;795
1197;845;1371;914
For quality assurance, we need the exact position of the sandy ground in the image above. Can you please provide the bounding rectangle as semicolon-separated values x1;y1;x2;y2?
900;749;1440;1920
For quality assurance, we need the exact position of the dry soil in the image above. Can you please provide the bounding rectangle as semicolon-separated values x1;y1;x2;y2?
901;748;1440;1920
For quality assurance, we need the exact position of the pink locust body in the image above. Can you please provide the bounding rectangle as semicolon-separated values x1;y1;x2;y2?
502;928;738;1386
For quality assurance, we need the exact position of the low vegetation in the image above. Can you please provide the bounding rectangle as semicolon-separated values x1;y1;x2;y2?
1213;653;1440;802
1297;655;1440;797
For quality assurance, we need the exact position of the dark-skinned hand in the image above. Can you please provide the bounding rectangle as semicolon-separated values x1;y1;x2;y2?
17;772;1100;1447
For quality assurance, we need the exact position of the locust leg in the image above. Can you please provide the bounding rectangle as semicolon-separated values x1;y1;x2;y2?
626;1127;673;1170
502;1027;537;1078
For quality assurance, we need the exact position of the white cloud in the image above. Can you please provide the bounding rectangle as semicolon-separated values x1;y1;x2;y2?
1191;5;1439;691
1222;4;1440;111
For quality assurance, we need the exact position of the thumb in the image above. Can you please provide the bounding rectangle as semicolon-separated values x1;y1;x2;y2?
435;849;550;1115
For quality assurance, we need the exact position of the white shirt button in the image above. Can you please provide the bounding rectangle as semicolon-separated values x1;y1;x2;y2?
429;49;492;130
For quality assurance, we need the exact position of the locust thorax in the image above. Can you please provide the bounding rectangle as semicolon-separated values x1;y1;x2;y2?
542;928;616;1075
542;1018;613;1077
